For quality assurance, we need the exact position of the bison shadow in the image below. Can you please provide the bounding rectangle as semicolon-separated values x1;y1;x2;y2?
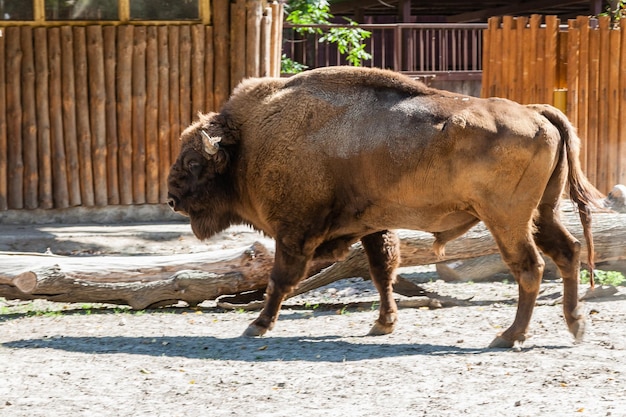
2;335;571;361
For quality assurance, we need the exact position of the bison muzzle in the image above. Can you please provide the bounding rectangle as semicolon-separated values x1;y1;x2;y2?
167;66;604;348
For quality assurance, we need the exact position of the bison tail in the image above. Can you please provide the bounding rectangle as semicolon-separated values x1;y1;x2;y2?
534;104;606;288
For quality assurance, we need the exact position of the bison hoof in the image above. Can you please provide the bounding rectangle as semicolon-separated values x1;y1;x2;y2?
568;318;586;344
368;321;395;336
488;335;515;349
489;333;527;349
242;323;268;337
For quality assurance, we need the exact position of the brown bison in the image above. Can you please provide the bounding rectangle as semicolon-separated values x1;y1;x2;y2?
167;66;604;348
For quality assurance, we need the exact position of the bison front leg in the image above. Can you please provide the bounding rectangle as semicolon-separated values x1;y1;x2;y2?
361;230;401;336
243;243;310;337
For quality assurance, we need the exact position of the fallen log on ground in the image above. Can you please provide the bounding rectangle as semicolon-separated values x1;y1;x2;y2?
0;206;624;308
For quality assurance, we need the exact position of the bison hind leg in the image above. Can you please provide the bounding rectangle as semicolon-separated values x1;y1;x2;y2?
533;203;585;342
361;230;401;336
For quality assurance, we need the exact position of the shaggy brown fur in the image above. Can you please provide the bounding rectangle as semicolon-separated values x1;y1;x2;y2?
167;66;604;347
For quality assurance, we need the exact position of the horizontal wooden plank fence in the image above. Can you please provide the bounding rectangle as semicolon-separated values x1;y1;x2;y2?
482;15;626;194
0;0;283;211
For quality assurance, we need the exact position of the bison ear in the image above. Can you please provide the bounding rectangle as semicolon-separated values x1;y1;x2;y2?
200;130;221;156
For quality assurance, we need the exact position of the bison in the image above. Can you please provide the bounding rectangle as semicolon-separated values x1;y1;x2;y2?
167;66;604;348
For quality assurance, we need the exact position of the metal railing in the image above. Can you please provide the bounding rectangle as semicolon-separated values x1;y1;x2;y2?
283;23;487;78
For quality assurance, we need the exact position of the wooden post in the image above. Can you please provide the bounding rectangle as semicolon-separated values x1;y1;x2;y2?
157;26;171;203
528;15;541;104
21;27;39;209
270;1;281;77
501;16;513;101
516;16;528;104
73;26;95;207
34;27;53;209
0;28;7;210
619;19;626;185
179;25;192;129
168;26;181;162
607;20;620;190
213;0;231;109
204;26;215;114
231;0;246;91
587;19;600;188
145;25;159;205
261;6;272;77
132;26;147;205
245;0;262;78
5;27;24;209
47;27;69;208
103;25;119;205
544;15;559;105
191;24;205;118
61;26;81;207
116;25;134;205
597;15;611;194
566;19;579;124
87;25;108;206
577;16;590;177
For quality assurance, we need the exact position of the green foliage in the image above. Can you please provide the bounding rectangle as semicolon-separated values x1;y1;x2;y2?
600;0;626;24
283;0;372;71
320;20;372;66
281;54;309;74
580;269;626;286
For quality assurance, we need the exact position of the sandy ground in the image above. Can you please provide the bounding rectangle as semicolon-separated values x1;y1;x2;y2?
1;221;625;417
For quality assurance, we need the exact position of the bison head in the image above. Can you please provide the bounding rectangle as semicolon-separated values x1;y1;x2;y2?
167;112;242;240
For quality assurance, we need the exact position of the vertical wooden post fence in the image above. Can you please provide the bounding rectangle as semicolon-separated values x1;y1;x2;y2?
0;0;283;212
482;15;626;194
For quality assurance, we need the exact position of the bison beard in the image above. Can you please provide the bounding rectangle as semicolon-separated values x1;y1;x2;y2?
167;66;605;348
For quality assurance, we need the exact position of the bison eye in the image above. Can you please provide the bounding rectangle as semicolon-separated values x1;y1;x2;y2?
187;160;202;176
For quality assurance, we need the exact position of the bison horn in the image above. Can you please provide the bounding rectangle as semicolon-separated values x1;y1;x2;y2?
200;130;221;155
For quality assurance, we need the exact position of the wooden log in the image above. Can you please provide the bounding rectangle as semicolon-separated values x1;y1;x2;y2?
230;0;246;91
34;27;53;209
132;26;147;204
204;26;215;113
168;26;181;161
47;27;70;208
0;29;7;210
145;25;159;204
0;273;37;294
157;26;170;202
1;207;623;309
0;242;274;310
21;26;38;210
103;25;119;205
245;0;262;78
116;25;134;205
178;25;192;129
213;0;230;109
190;24;205;117
5;27;23;209
87;25;108;206
73;26;95;207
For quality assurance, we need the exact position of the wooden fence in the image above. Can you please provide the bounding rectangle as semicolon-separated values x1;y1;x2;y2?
482;15;626;194
0;0;284;211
